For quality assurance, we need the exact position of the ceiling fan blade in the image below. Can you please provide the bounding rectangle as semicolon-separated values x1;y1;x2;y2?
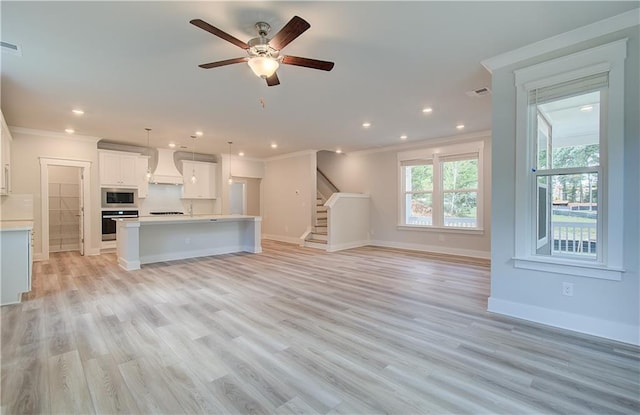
198;57;248;69
282;55;335;71
190;19;249;49
268;16;310;50
265;73;280;87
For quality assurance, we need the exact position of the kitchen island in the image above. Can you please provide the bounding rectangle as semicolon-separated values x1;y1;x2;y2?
115;215;261;270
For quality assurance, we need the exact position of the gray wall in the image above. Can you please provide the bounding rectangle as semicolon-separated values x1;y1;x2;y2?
489;27;639;343
262;152;315;243
317;133;492;259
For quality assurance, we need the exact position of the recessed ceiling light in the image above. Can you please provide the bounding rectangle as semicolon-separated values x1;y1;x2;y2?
238;152;245;157
168;142;176;148
271;143;278;149
65;128;75;134
71;109;84;115
422;107;433;113
195;131;203;136
579;105;593;112
362;122;371;128
336;149;342;154
456;124;465;130
400;135;408;140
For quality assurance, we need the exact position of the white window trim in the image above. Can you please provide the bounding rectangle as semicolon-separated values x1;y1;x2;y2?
397;140;484;232
513;39;626;280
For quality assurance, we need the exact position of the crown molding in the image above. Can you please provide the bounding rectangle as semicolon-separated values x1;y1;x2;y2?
481;8;639;73
264;149;317;162
348;130;491;157
9;127;101;143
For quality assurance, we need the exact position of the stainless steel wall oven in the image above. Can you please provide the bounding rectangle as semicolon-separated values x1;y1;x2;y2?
101;210;138;241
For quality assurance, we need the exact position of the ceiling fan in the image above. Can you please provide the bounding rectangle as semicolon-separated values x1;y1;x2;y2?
190;16;334;86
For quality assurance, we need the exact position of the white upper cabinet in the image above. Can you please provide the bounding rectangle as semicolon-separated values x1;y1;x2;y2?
181;160;217;199
1;111;12;195
99;150;139;188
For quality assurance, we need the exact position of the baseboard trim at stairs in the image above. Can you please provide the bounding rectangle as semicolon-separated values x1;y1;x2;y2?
326;240;369;252
304;240;327;250
263;234;304;245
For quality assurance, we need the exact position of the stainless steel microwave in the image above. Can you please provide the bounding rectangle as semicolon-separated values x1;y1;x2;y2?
101;188;138;208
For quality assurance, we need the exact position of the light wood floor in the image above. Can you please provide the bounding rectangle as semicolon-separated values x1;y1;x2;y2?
1;240;638;414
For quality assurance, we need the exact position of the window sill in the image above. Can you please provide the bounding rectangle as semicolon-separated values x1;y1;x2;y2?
513;256;624;281
397;224;484;235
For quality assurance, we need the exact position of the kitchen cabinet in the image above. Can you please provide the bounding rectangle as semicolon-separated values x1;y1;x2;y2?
137;156;149;198
1;223;32;305
181;160;217;199
0;111;12;196
99;150;139;188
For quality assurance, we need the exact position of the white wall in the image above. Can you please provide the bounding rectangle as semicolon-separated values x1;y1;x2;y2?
317;133;492;259
262;151;315;243
489;27;639;344
9;128;101;257
326;193;371;252
221;156;265;215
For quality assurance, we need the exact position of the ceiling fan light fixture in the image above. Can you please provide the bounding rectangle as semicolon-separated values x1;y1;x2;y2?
248;56;279;78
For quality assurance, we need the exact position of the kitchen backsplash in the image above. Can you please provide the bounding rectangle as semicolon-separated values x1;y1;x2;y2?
0;194;34;220
139;184;218;216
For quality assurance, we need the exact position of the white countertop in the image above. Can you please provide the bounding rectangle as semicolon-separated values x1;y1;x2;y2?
0;220;34;231
115;214;261;226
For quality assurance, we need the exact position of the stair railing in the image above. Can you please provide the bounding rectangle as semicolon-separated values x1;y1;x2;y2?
317;168;340;194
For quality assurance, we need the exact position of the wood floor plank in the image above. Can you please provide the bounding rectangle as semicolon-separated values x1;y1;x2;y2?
118;357;183;413
1;240;638;414
48;350;95;414
83;355;141;414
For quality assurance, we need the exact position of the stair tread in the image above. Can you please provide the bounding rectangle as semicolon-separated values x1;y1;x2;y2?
307;238;327;244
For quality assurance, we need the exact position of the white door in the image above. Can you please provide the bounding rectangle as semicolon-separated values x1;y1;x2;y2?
229;181;246;215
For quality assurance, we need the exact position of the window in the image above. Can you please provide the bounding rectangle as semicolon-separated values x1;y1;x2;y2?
399;141;483;231
513;39;626;280
530;74;604;261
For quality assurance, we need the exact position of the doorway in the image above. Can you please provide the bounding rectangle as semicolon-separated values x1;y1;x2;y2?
39;158;92;260
48;166;82;253
229;180;246;215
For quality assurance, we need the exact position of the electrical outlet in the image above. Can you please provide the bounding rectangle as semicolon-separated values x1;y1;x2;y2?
562;282;574;297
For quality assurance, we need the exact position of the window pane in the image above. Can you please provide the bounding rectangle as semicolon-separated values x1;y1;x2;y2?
537;91;600;170
537;113;551;170
406;193;432;225
443;192;477;227
442;159;478;190
405;165;433;192
538;172;598;258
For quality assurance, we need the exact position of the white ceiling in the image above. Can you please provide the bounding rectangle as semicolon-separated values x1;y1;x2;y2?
1;1;636;158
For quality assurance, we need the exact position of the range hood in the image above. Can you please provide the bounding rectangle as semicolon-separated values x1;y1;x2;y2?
150;148;183;185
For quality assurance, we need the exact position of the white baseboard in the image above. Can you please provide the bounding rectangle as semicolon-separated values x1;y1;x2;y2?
86;248;101;256
118;257;140;271
327;239;370;252
369;239;490;260
488;297;640;346
262;234;303;245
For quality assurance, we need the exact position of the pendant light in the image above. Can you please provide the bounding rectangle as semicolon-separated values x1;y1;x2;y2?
190;135;197;184
227;141;233;185
144;128;152;181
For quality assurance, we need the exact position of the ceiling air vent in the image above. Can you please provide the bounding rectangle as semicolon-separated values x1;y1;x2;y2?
1;41;21;56
466;87;491;98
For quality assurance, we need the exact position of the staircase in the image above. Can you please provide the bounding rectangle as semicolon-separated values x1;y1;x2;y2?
304;192;328;249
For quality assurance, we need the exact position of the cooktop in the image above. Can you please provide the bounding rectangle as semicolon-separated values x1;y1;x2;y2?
149;211;184;215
